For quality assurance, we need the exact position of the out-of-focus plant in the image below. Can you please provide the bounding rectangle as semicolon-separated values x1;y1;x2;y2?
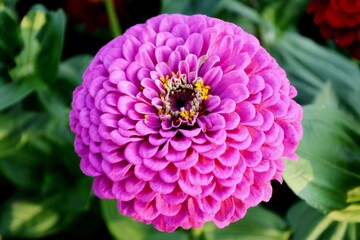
0;2;97;239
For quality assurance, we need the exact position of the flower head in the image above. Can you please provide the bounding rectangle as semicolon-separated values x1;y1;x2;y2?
70;14;303;232
307;0;360;59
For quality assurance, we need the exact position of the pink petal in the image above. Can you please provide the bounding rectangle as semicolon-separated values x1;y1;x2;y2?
134;199;159;220
185;33;203;56
218;147;240;167
162;185;188;205
92;175;115;198
170;135;192;151
173;148;198;170
194;155;215;174
159;163;180;183
144;157;168;171
136;183;157;202
134;165;156;181
156;195;182;216
149;175;176;194
214;197;235;222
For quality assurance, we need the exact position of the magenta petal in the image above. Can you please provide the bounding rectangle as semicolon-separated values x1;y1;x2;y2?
165;146;188;162
152;216;178;232
135;43;156;69
139;141;158;158
195;155;215;174
179;128;201;138
159;164;180;183
156;195;182;216
135;120;158;135
118;96;136;115
191;142;214;153
198;196;221;214
213;99;236;114
173;148;198;170
178;176;202;196
117;80;139;97
101;160;132;181
155;45;172;63
118;200;136;217
170;135;192;151
185;33;203;56
103;150;124;163
248;128;266;151
124;141;142;165
163;204;188;227
201;143;227;159
112;181;136;201
203;66;223;88
134;102;155;114
144;157;168;171
186;168;213;186
92;175;115;198
221;83;250;103
149;134;168;146
205;129;227;145
213;162;234;179
223;112;240;130
187;198;211;222
204;95;221;112
162;185;187;205
243;150;262;168
243;184;264;207
125;175;146;195
209;34;233;61
134;165;156;181
211;184;236;202
214;197;235;222
218;147;240;167
136;183;157;202
149;175;175;194
134;199;159;220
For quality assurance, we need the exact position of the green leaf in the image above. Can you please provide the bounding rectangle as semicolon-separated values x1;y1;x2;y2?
271;33;360;118
203;206;291;240
9;4;66;84
312;82;338;108
161;0;221;16
0;200;60;238
101;199;189;240
0;4;22;70
0;81;37;111
0;152;42;189
287;201;360;240
262;0;308;31
0;112;42;157
58;54;93;86
35;7;66;84
0;178;92;238
217;0;271;28
283;105;360;222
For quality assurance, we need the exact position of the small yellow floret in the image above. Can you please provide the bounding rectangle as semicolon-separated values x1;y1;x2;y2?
194;79;211;100
180;110;196;121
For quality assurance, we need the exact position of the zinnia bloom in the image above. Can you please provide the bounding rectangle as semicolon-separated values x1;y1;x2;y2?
307;0;360;60
70;14;303;232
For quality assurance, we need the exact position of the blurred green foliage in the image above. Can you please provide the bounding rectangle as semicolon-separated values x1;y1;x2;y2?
0;0;360;239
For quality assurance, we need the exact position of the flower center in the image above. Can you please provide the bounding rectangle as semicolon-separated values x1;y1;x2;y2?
159;71;210;125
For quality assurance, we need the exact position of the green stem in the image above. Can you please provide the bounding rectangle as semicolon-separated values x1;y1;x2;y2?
190;227;204;240
104;0;121;37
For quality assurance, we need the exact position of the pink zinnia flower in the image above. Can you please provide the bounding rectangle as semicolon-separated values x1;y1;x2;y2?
70;14;303;232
